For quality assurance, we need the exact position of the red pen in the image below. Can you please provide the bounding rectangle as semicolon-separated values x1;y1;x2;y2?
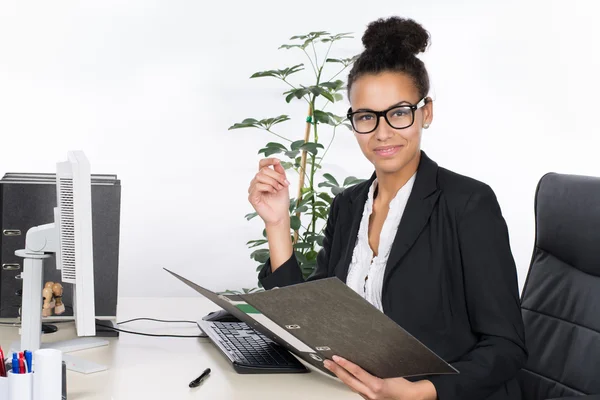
19;354;25;374
0;346;6;377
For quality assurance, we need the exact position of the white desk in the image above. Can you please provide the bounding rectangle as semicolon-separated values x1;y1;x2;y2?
1;297;358;400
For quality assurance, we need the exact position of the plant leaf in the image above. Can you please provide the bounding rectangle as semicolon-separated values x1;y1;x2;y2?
331;186;344;195
295;250;309;265
321;91;335;103
291;140;305;151
290;216;301;230
250;249;270;263
228;118;259;130
319;80;344;90
299;142;324;156
283;88;309;103
294;242;313;250
317;192;333;204
313;110;332;125
317;182;335;188
266;142;288;151
250;64;304;80
343;176;360;186
285;150;300;159
247;239;268;248
296;196;313;209
280;161;293;170
230;115;290;131
244;212;258;220
322;173;339;186
258;147;285;157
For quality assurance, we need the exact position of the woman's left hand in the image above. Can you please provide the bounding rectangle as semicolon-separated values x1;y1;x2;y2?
324;356;437;400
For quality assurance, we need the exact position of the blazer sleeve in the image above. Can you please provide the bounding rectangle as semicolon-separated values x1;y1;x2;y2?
258;194;340;289
428;185;528;400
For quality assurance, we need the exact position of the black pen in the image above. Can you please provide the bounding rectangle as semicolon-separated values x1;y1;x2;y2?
189;368;211;388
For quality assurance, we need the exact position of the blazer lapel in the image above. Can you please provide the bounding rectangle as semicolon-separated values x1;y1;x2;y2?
383;151;440;284
334;172;375;283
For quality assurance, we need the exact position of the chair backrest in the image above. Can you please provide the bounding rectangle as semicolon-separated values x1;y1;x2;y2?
519;173;600;399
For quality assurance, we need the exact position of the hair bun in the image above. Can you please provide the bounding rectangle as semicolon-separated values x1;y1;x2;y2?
362;16;429;56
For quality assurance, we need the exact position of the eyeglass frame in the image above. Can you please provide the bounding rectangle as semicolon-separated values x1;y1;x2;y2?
346;97;429;134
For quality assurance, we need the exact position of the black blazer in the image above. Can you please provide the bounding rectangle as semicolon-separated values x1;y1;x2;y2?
259;151;527;400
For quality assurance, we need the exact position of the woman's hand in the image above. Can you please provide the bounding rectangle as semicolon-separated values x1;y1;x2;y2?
324;356;437;400
248;158;291;226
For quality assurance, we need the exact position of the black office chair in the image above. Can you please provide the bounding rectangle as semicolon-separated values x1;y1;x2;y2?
518;173;600;400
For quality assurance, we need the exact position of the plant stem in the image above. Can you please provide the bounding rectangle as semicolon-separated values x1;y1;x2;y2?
281;78;298;90
309;61;324;249
282;78;311;106
311;41;319;68
266;129;292;143
323;40;333;66
302;49;318;78
294;101;313;243
317;124;337;168
328;65;350;83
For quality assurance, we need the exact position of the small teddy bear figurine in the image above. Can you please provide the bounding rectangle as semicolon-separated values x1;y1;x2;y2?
42;282;54;317
52;283;65;315
41;281;65;316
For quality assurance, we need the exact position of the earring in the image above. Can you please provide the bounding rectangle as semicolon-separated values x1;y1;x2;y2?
423;123;430;129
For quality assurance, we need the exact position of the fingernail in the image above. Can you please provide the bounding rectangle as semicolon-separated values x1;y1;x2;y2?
332;355;342;362
324;360;331;369
285;179;290;185
278;184;283;190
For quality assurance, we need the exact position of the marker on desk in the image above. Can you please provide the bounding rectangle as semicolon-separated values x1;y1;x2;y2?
189;368;211;388
12;353;19;374
19;354;25;374
24;350;32;373
0;346;6;377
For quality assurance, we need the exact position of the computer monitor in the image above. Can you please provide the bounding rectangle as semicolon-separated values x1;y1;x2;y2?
12;151;109;373
55;151;96;337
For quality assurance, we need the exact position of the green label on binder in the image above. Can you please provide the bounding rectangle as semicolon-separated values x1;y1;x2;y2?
236;304;260;314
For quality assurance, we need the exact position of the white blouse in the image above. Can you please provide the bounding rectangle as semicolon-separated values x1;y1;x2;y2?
345;172;417;312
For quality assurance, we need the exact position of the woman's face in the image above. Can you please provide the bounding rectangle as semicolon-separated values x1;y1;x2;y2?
349;71;433;176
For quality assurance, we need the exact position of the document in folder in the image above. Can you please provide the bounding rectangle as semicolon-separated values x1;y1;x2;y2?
165;269;457;379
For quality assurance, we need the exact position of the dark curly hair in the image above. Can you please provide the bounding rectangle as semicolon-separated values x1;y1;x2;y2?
348;16;431;100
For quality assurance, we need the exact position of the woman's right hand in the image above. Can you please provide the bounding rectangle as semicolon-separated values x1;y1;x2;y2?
248;158;291;226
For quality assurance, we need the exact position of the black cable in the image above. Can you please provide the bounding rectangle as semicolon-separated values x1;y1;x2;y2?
96;322;207;338
2;307;207;338
117;318;197;325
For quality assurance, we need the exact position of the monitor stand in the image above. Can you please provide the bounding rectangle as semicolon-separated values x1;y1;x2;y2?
11;249;110;374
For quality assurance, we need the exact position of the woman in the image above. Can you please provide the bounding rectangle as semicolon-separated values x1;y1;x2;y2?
247;16;526;400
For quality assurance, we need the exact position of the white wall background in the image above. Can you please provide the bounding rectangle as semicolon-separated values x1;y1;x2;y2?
1;0;599;297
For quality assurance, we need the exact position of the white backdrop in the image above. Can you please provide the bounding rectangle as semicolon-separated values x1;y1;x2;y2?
1;0;598;296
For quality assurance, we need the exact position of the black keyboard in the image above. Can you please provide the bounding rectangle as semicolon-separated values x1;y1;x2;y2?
200;321;309;374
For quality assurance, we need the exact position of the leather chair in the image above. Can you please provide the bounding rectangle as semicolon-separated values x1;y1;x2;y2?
518;173;600;399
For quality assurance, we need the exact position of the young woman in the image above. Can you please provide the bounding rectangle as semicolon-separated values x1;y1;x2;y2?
247;16;527;400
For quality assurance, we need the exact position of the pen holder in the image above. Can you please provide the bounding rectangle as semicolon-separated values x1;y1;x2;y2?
0;375;8;399
7;370;33;400
33;349;62;400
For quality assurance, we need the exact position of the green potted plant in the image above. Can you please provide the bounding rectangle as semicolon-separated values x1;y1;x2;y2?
228;31;363;289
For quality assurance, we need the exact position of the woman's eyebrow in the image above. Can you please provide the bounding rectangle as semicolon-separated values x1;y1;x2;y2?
353;100;412;112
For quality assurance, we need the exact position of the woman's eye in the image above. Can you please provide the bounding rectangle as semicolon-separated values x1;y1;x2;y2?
392;109;409;117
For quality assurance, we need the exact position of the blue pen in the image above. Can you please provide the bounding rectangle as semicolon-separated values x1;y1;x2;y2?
12;353;18;374
24;351;32;373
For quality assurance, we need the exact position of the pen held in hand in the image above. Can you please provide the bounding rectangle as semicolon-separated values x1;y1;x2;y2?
189;368;211;388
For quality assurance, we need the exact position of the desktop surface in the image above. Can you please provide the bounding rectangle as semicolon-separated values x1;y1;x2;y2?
0;297;357;400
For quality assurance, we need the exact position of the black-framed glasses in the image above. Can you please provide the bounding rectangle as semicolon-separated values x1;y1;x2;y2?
346;97;427;134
